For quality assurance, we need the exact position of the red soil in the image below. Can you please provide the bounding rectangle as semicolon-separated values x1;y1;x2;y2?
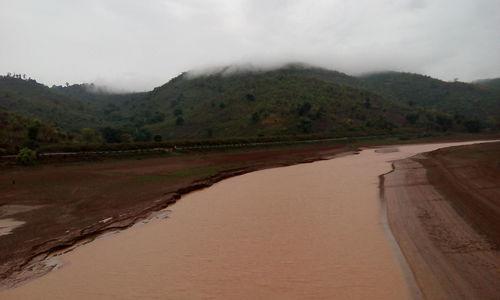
0;143;349;287
382;142;500;299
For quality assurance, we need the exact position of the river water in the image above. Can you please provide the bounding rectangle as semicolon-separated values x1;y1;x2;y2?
1;141;491;300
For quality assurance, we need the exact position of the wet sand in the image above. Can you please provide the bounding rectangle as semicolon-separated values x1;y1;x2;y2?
0;141;493;299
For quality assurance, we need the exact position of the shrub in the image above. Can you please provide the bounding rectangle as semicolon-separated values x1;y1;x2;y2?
245;93;255;101
175;116;184;126
405;113;419;125
463;119;483;133
17;147;37;165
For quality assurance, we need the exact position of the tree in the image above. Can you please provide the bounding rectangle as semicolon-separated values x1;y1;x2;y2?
206;128;213;138
251;112;260;123
436;113;453;131
120;133;133;143
28;126;39;141
175;116;184;126
153;135;162;142
81;128;99;143
134;128;152;142
173;109;183;117
463;120;483;133
364;98;371;109
405;113;419;125
17;148;36;165
100;127;123;143
298;117;312;133
298;102;311;116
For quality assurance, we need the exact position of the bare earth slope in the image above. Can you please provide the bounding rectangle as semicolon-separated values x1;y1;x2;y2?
382;142;500;300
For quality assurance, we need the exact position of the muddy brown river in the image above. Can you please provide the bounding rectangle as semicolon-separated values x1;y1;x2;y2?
0;141;491;300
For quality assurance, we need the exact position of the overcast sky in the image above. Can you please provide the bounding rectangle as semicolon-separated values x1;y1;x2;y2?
1;0;499;91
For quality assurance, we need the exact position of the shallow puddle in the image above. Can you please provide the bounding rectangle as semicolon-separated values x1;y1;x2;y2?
1;141;494;300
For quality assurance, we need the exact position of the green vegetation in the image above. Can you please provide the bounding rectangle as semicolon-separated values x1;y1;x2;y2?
473;78;500;90
17;147;37;165
359;72;500;125
118;69;405;139
0;76;104;131
1;66;498;155
0;109;71;153
81;128;101;143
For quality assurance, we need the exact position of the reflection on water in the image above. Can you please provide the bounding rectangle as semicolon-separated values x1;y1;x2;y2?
1;141;493;300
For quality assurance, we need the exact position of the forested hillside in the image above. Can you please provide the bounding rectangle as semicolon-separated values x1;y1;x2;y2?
358;72;500;123
0;109;71;153
0;76;105;131
119;68;406;139
1;65;498;147
473;78;500;90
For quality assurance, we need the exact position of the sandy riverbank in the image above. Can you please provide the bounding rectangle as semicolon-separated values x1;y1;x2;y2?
382;141;499;299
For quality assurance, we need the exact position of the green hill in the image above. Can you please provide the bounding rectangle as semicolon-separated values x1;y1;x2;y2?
118;65;499;140
358;72;500;123
473;78;500;90
119;67;409;139
0;76;106;132
50;83;142;106
1;65;498;144
0;109;71;153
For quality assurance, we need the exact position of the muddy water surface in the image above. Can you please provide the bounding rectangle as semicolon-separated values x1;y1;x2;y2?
1;141;491;300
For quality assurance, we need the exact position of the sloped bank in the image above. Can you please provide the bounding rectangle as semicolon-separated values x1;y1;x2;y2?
382;142;499;299
0;145;351;289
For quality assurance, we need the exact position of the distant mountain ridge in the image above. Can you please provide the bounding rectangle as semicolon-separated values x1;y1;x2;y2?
0;64;498;144
358;71;500;121
0;76;104;131
473;78;500;90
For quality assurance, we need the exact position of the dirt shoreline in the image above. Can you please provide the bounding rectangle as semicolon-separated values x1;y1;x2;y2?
1;139;498;297
1;146;417;299
0;147;354;289
382;142;499;299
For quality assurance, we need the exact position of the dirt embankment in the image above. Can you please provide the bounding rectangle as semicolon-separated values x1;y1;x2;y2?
382;142;500;299
0;143;350;288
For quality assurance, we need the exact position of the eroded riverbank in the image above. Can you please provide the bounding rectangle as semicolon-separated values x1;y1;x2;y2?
382;142;500;299
0;143;350;285
0;141;496;299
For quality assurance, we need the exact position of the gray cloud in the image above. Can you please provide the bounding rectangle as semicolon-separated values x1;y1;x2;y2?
1;0;499;91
